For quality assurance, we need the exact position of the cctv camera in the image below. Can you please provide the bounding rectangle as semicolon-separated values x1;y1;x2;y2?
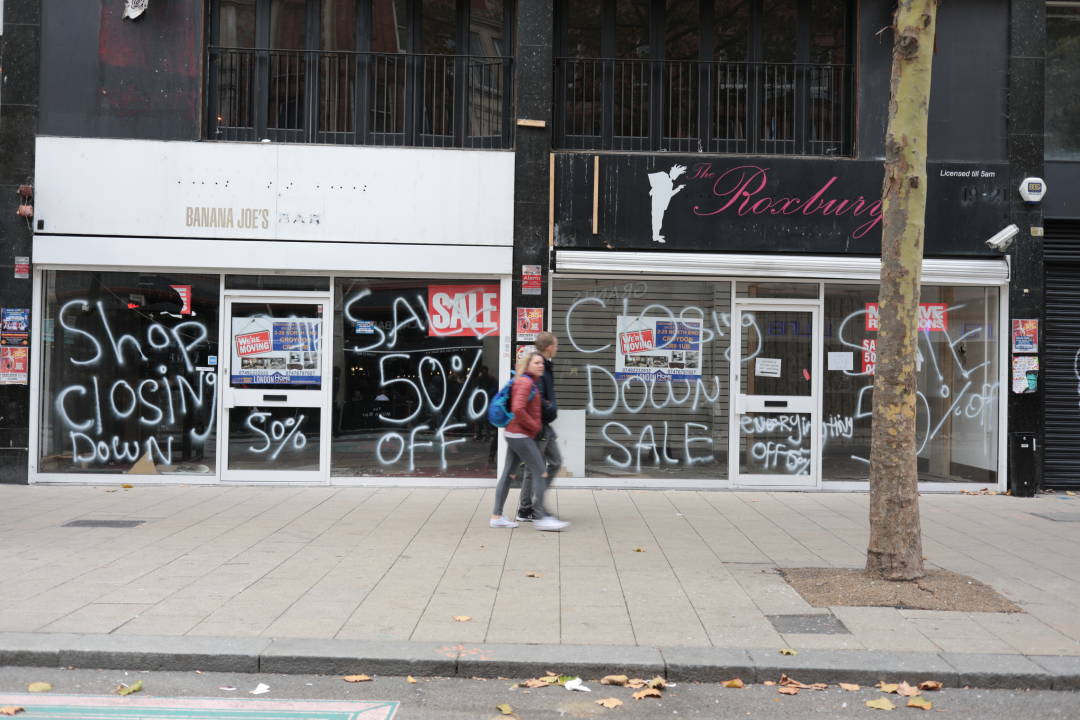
986;224;1019;251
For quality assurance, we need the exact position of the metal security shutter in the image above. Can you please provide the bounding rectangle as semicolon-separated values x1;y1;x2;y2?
1044;220;1080;489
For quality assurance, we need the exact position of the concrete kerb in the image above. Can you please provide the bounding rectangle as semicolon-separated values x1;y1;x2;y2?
259;638;456;677
0;633;1077;690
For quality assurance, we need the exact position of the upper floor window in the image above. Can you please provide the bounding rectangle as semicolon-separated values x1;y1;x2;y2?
554;0;854;156
208;0;514;148
1047;1;1080;160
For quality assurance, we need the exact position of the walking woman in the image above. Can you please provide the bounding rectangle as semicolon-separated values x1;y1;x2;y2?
490;351;570;531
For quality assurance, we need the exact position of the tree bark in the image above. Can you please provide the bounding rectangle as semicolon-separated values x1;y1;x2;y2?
866;0;939;581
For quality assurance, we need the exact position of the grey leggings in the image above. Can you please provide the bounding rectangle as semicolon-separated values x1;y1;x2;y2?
492;436;550;518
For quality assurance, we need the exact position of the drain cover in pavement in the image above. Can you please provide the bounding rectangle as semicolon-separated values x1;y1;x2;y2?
63;519;145;528
767;613;851;634
1031;512;1080;523
0;693;398;719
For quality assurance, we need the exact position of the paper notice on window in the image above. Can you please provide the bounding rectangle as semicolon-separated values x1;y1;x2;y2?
827;352;853;371
755;357;782;378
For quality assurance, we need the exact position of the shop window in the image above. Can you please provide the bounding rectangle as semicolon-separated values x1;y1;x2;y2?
38;272;220;475
207;0;514;148
1047;1;1080;160
551;278;731;480
554;0;854;155
821;284;1000;483
331;278;501;477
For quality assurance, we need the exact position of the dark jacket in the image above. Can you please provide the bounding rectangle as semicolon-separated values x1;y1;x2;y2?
539;356;558;425
505;373;542;438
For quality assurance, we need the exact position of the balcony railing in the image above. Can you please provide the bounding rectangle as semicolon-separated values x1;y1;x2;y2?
555;57;854;156
207;47;514;149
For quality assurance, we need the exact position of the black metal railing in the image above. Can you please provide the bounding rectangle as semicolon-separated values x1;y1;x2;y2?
555;57;854;156
207;47;514;149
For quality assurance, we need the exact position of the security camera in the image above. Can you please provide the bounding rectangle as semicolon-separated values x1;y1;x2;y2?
986;224;1019;251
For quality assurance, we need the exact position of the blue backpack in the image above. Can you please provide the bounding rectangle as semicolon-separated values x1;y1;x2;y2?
488;373;537;428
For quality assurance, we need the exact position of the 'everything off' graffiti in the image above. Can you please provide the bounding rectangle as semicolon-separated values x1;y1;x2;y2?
563;291;998;478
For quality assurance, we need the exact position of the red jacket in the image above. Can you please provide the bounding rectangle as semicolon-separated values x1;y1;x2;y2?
505;373;542;438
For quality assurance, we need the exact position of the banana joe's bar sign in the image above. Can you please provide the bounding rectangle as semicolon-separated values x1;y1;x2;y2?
554;155;1010;256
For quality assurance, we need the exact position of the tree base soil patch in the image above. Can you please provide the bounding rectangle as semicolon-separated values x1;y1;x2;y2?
780;568;1022;613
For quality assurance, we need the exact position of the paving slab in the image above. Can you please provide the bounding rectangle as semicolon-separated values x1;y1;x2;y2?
260;637;456;676
940;652;1053;689
57;634;272;673
746;648;959;686
455;643;664;680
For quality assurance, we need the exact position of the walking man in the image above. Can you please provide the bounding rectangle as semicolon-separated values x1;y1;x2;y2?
516;331;563;523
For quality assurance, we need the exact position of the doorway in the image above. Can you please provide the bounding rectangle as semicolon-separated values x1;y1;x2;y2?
220;293;331;482
730;299;820;487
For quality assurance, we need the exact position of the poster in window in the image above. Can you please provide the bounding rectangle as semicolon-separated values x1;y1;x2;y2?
615;316;702;381
1011;319;1038;353
865;302;947;332
231;317;322;385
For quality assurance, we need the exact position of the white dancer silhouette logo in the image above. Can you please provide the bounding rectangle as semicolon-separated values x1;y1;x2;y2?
648;164;687;243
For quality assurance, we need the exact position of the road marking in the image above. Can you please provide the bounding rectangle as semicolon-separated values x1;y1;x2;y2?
0;693;398;719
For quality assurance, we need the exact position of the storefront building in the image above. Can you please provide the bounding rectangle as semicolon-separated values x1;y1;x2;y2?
29;137;513;484
7;0;1050;490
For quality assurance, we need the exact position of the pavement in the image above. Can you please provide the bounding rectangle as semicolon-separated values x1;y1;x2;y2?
1;485;1080;689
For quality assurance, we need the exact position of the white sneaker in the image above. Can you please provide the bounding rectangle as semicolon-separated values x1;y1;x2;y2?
534;516;570;531
490;516;518;528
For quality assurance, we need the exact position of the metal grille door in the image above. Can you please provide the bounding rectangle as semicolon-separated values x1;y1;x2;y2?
1044;220;1080;489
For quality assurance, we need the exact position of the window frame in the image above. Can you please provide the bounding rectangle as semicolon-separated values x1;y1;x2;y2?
553;0;855;155
206;0;515;148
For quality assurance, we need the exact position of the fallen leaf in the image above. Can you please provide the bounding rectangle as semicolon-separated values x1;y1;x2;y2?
779;648;797;656
839;683;861;692
908;696;933;710
778;687;800;695
632;688;662;700
557;675;576;685
877;682;900;694
121;484;133;489
453;616;472;622
343;675;372;683
626;678;647;689
763;681;777;686
117;680;143;696
600;675;628;686
0;707;24;716
26;682;52;693
897;681;919;697
866;697;896;711
918;680;943;691
520;679;548;689
540;675;560;685
633;547;645;552
648;676;667;690
596;697;623;709
525;572;541;578
406;676;417;684
722;678;745;688
496;703;514;715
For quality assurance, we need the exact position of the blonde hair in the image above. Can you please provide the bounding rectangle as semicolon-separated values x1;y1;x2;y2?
515;350;542;376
